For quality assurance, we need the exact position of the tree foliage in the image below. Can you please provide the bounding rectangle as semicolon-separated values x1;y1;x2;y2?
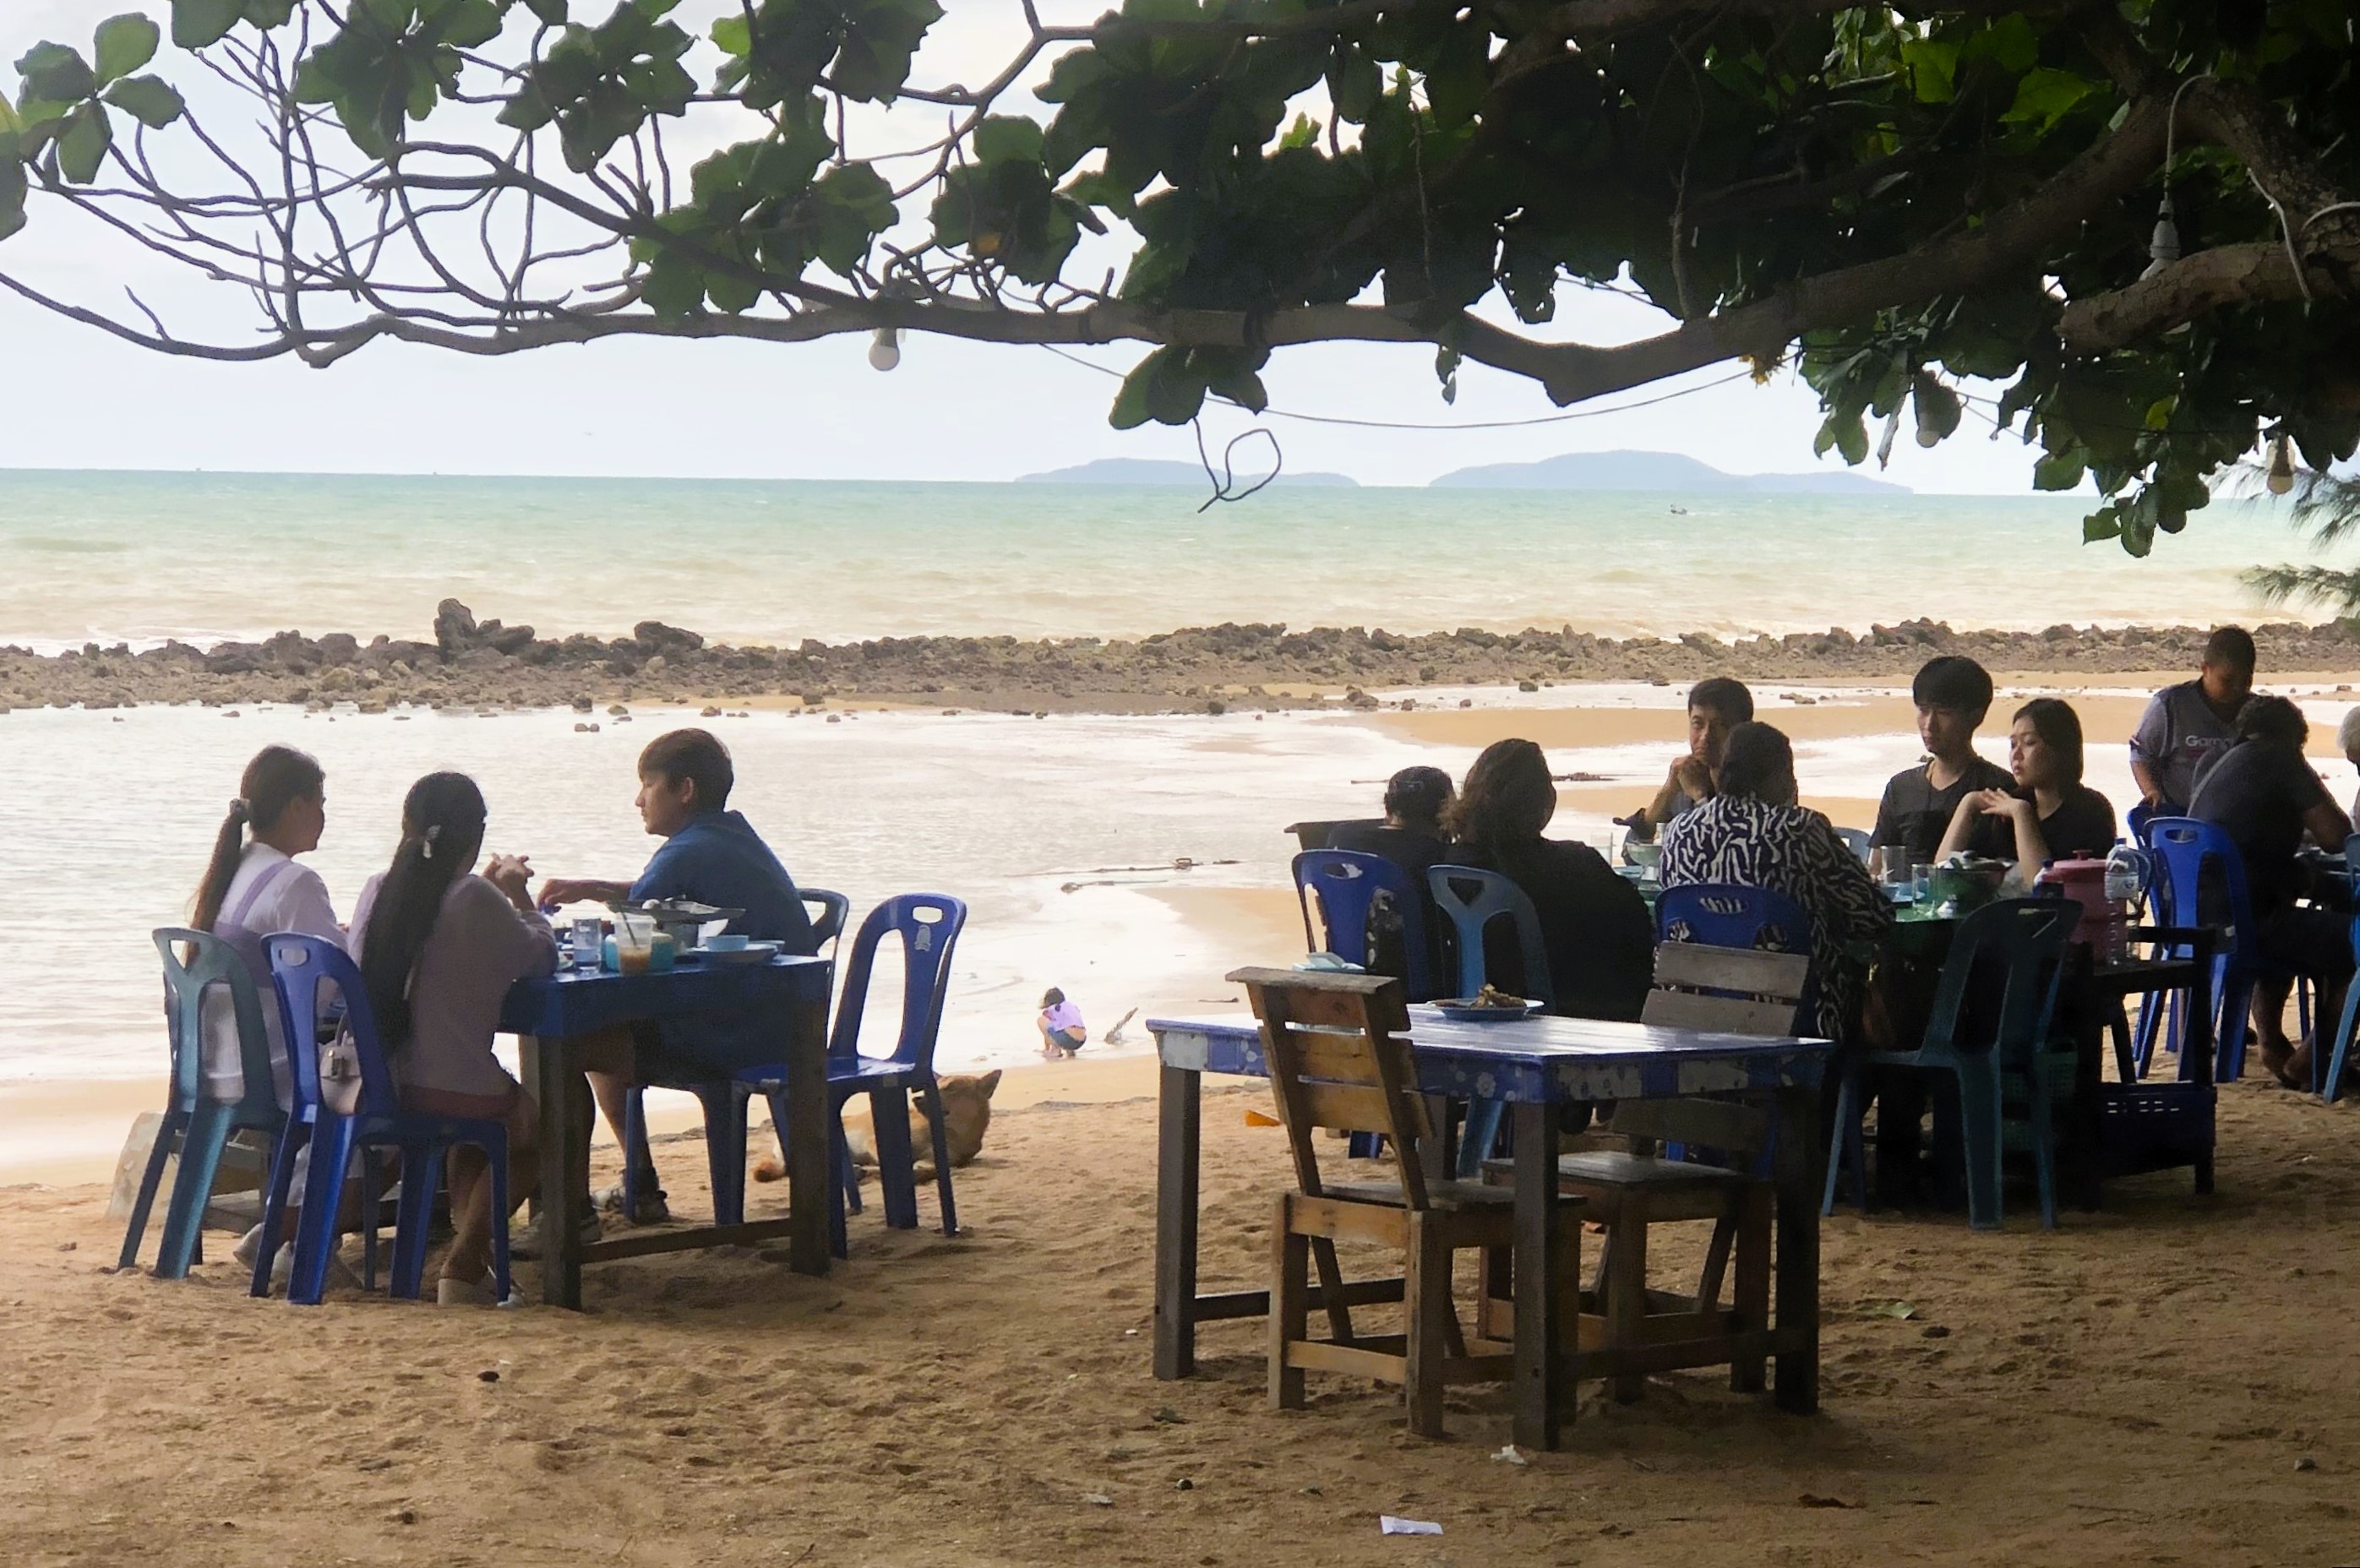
5;1;2360;591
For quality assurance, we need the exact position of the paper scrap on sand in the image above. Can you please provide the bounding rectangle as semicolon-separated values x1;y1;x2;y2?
1380;1516;1443;1536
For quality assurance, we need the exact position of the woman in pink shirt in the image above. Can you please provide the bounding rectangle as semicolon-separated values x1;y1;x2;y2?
350;772;555;1305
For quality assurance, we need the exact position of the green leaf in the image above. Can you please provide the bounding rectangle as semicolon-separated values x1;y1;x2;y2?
711;14;749;56
0;155;26;243
0;90;20;137
171;0;243;49
1963;14;2040;74
54;100;112;183
2033;451;2086;491
1898;39;1955;103
973;115;1044;167
2001;68;2097;133
1327;45;1380;122
1278;112;1317;150
2082;508;2123;544
103;74;184;128
523;0;569;22
93;15;160;87
1109;346;1207;430
16;42;98;107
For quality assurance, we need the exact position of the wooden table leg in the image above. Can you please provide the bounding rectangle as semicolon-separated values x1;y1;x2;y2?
2185;952;2218;1194
1772;1081;1820;1414
1511;1100;1563;1451
1153;1063;1202;1380
519;1034;543;1222
786;996;831;1276
537;1032;586;1311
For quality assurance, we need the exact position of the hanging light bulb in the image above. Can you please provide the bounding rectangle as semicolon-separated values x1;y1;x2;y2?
867;324;901;373
2265;432;2297;496
2141;194;2181;281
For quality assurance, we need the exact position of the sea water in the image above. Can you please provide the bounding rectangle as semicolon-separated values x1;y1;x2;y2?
0;471;2346;1086
0;471;2324;654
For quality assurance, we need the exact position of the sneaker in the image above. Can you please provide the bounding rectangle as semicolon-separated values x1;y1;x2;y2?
596;1182;671;1224
509;1210;604;1261
269;1243;362;1295
232;1224;266;1271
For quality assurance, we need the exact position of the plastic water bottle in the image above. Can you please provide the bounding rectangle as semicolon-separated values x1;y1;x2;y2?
2103;842;2148;906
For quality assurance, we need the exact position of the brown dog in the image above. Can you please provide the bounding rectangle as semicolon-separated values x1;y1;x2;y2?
752;1069;1001;1184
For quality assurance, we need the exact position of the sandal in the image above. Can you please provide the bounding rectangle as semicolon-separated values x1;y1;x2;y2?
596;1183;670;1223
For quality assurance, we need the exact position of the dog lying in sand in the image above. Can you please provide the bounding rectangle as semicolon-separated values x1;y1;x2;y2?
752;1070;1001;1184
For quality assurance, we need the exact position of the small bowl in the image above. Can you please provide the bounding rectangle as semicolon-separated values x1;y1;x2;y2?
706;934;749;952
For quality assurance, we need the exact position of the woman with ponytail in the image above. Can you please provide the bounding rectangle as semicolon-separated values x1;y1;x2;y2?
193;745;338;1108
349;772;556;1304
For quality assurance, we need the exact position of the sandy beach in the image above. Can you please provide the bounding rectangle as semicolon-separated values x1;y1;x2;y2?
6;1052;2358;1566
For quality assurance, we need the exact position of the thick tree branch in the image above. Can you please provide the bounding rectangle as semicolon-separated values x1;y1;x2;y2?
1492;92;2173;403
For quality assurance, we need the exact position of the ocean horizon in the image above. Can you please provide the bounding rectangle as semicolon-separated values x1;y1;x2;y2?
0;468;2326;657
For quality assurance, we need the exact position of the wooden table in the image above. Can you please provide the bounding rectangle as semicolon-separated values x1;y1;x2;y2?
1147;1007;1834;1450
501;956;834;1309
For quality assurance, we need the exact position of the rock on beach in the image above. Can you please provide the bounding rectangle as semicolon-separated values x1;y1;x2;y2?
1;604;2355;716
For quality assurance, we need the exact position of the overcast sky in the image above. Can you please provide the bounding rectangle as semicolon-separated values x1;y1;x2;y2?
0;0;2063;493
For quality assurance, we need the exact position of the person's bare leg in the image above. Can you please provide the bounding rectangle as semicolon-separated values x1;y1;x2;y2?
2253;974;2296;1078
443;1142;493;1283
443;1096;540;1286
2286;976;2342;1088
573;1028;649;1204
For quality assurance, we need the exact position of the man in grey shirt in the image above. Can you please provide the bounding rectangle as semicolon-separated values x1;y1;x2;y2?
2129;625;2254;814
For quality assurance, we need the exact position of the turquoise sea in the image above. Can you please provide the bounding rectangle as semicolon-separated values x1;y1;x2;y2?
0;470;2323;653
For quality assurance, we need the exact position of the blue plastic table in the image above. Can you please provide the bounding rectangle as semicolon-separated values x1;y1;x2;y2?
1147;1007;1834;1450
502;955;835;1309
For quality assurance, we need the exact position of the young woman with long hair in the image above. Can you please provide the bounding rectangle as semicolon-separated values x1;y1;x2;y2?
193;745;345;1281
1445;738;1654;1021
1936;697;2117;867
349;772;556;1304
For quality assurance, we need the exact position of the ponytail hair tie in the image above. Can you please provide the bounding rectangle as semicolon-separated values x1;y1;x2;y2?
422;824;444;860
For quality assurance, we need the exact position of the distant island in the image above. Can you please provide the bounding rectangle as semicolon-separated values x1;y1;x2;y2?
1018;458;1360;487
1429;449;1910;495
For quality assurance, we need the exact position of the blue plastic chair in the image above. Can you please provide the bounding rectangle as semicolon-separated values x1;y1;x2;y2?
2139;818;2279;1083
798;894;970;1251
1833;827;1873;865
265;935;513;1306
118;928;289;1280
1426;865;1554;1177
1656;882;1812;951
1822;898;2077;1230
619;889;854;1225
1656;882;1822;1036
1293;850;1436;1000
2316;836;2360;1103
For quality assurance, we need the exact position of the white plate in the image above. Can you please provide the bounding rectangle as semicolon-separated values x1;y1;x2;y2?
692;942;782;966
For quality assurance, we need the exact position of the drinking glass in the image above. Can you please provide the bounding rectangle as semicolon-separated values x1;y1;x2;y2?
1912;863;1933;905
572;917;603;970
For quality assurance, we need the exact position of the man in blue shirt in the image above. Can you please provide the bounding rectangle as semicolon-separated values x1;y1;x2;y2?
539;728;817;1222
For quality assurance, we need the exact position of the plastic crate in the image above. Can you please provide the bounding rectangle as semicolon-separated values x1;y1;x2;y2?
2094;1081;2215;1184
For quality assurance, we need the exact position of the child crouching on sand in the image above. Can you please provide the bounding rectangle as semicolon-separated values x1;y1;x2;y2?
1038;988;1087;1059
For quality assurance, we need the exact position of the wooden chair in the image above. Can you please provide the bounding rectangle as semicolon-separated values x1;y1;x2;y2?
1478;941;1807;1402
1229;966;1582;1440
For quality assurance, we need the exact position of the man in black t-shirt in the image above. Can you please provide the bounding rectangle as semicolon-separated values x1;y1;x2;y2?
2189;695;2354;1086
1872;656;2013;868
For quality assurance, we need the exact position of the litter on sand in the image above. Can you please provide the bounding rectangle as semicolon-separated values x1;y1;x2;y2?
1380;1516;1443;1536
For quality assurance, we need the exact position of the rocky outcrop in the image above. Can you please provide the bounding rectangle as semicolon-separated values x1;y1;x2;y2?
2;606;2356;716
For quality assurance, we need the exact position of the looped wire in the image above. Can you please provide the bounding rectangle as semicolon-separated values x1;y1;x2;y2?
1192;419;1283;513
422;824;444;859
